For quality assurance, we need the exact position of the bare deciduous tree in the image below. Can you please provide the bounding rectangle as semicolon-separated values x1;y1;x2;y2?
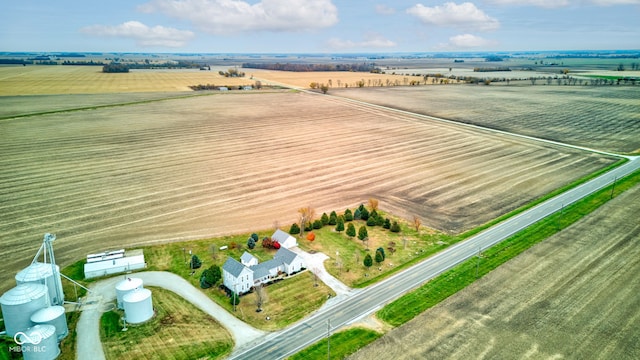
413;215;422;233
298;206;315;238
368;198;379;211
255;284;267;312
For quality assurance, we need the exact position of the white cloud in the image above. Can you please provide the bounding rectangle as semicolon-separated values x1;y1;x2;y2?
487;0;569;7
375;4;396;15
81;21;194;47
487;0;639;7
139;0;338;34
589;0;640;5
448;33;497;47
407;2;499;31
327;33;397;50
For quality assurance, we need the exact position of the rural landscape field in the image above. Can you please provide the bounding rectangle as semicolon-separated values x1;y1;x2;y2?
0;85;618;294
351;176;640;360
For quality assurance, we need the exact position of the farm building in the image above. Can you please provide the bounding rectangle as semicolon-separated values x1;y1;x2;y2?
222;257;254;294
222;247;306;295
83;249;146;279
272;229;297;248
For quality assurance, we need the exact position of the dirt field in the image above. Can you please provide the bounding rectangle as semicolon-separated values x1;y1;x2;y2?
350;183;640;360
0;92;616;294
331;85;640;154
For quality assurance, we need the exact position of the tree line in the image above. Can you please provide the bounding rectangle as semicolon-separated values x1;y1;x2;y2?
242;62;379;73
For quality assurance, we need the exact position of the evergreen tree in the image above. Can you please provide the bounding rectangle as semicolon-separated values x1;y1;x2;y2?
344;209;353;222
321;212;329;226
313;219;323;229
251;233;259;241
383;218;391;229
328;211;338;225
376;247;386;260
366;216;376;226
289;222;300;235
370;209;378;220
376;215;385;226
358;225;368;241
354;208;362;220
247;237;256;249
335;217;345;232
363;253;373;268
390;221;401;233
375;249;384;264
346;223;356;238
360;207;370;221
190;254;202;269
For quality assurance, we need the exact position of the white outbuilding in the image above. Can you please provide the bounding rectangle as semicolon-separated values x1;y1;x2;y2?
84;249;145;279
272;229;297;249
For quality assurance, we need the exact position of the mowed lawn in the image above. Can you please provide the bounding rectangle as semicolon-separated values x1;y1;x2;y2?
101;287;233;360
0;91;617;294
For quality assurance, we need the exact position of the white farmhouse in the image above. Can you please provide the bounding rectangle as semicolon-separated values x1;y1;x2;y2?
222;257;253;294
222;247;306;295
272;229;297;249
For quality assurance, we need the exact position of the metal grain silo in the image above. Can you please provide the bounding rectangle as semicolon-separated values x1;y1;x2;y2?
15;262;64;306
123;288;153;324
30;305;68;341
115;277;143;310
0;283;48;337
17;324;60;360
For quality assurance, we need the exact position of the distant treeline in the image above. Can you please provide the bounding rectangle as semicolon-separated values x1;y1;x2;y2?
242;62;379;72
474;67;511;72
102;63;129;73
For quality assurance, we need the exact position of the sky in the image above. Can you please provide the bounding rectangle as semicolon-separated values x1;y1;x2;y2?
1;0;639;53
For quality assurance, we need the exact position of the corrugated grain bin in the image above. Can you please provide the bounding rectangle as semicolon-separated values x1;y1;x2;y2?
17;324;60;360
123;288;153;324
115;277;143;309
0;283;48;337
30;305;68;341
15;262;64;306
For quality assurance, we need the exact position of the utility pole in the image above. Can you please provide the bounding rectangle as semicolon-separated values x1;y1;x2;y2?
610;176;617;199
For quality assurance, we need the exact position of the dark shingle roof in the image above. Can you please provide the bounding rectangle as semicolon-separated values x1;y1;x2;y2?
223;257;251;277
274;247;298;265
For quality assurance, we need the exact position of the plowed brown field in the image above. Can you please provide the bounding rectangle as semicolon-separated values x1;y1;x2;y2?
0;92;616;293
331;86;640;154
350;182;640;360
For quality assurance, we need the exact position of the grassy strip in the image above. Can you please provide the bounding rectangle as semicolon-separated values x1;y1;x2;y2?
377;168;640;327
288;328;382;360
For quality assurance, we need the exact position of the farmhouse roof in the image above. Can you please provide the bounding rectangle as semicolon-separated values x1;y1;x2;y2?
272;229;292;244
240;251;257;265
223;257;251;277
274;247;298;265
250;258;281;279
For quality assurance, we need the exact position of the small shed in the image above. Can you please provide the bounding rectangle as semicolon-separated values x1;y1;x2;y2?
240;252;258;267
84;249;145;279
272;229;297;249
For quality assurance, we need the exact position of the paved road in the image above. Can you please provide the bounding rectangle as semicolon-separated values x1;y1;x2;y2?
229;156;640;359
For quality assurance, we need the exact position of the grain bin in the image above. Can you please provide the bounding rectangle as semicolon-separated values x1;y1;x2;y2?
17;324;60;360
115;277;143;309
0;283;48;337
123;288;153;324
15;262;64;306
30;305;68;341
